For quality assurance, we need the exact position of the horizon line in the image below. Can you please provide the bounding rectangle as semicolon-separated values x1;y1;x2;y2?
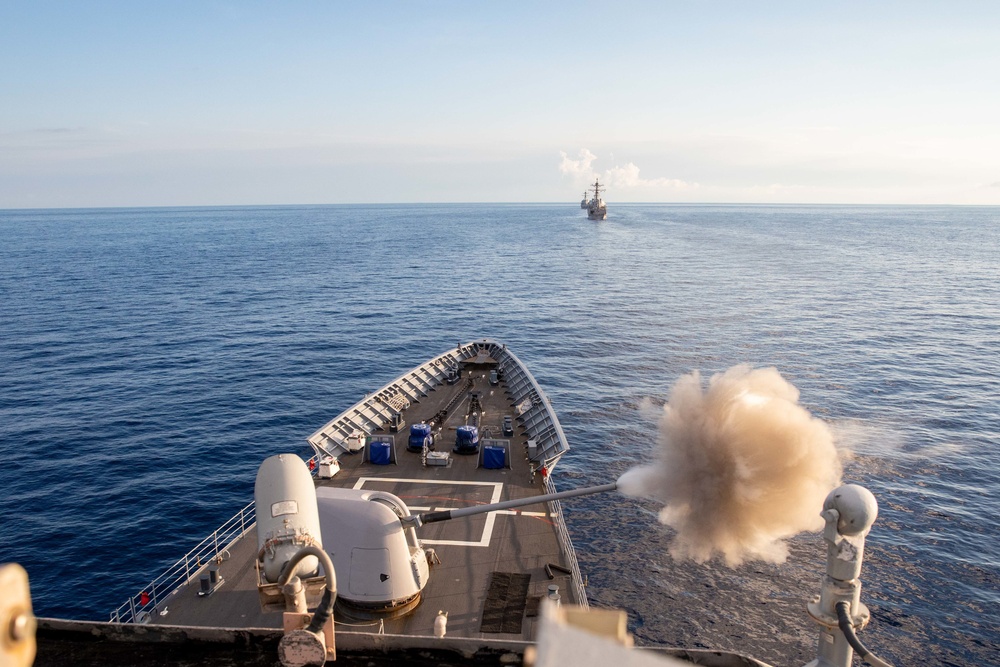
3;201;995;213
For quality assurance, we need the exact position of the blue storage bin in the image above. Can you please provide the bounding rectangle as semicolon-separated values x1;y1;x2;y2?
370;441;392;465
483;446;506;469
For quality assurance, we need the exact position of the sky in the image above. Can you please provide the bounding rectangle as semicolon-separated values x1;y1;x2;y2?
2;1;999;207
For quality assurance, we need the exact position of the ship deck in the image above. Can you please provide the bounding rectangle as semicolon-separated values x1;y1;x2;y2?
150;348;582;642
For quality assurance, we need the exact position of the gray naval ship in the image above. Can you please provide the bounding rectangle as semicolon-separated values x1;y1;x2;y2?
586;179;607;220
7;340;891;667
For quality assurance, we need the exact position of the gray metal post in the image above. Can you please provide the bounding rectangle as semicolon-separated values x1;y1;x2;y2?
805;484;878;667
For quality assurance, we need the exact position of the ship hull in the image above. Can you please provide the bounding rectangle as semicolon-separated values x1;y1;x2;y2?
117;340;584;644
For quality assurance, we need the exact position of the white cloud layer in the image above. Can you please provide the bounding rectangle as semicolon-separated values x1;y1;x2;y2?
559;148;698;194
603;162;698;191
558;149;597;178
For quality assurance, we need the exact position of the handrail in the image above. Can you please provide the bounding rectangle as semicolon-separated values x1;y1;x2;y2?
545;476;589;609
307;344;477;456
108;501;256;624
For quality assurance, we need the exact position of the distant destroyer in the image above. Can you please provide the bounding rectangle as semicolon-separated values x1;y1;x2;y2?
586;178;607;220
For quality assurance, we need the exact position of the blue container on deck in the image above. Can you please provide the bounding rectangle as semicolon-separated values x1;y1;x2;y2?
408;423;433;452
482;445;506;469
454;425;479;453
370;441;392;465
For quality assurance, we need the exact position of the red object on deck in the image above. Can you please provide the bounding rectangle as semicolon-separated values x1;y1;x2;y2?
140;591;150;606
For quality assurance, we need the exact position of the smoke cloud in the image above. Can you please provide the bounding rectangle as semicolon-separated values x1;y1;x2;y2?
618;365;842;566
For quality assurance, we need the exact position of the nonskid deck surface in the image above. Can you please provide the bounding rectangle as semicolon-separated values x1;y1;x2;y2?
153;361;579;641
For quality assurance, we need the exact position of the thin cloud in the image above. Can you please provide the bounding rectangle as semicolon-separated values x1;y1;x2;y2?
32;127;86;134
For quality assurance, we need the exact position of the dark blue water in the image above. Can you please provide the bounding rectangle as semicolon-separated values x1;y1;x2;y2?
1;204;997;665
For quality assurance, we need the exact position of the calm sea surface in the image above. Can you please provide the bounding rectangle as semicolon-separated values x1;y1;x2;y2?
1;204;997;665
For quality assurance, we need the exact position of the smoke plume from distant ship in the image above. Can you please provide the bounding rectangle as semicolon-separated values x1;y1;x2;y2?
617;365;842;566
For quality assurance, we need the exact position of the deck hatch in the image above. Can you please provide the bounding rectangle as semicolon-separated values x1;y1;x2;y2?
480;571;531;633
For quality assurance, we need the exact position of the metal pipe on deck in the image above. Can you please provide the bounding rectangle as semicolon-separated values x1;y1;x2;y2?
408;482;618;527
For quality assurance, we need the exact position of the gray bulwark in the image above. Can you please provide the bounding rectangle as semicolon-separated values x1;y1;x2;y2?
147;340;580;642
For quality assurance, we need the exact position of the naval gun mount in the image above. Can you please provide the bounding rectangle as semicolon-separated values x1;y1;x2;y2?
254;454;619;621
255;455;892;667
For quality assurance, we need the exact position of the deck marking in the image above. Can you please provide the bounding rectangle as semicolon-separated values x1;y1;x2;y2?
353;477;505;547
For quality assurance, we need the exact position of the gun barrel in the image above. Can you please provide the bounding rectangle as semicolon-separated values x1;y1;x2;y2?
419;482;618;525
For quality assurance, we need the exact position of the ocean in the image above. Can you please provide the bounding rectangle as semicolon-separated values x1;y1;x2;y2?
1;204;997;666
